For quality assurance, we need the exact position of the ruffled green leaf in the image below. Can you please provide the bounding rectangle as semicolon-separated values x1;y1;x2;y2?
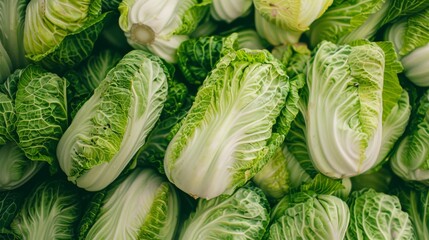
15;65;68;165
308;0;388;47
390;89;429;185
346;188;415;240
178;184;270;240
24;0;109;71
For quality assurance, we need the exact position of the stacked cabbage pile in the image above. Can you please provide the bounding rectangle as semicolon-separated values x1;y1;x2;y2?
1;0;429;239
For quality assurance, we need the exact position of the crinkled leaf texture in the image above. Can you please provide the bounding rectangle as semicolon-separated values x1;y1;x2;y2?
177;33;238;86
346;188;415;240
79;168;180;240
57;50;169;191
390;89;429;185
164;48;289;199
15;65;68;165
178;184;270;240
386;9;429;87
23;0;109;71
308;0;389;47
0;93;16;145
267;194;349;240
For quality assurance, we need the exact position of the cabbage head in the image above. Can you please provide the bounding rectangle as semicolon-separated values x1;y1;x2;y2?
78;168;180;240
23;0;110;71
346;188;415;240
303;40;404;178
57;50;169;191
164;48;290;199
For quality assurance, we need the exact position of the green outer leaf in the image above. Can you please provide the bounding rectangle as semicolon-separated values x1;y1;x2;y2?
15;65;68;164
177;33;238;86
346;188;415;240
375;89;411;167
284;111;318;177
0;69;23;101
10;180;82;240
65;49;123;118
376;41;403;122
253;146;290;201
381;0;429;26
82;169;179;240
0;94;16;145
0;142;43;191
57;50;169;191
77;190;107;240
138;182;179;239
24;0;100;55
390;89;429;184
178;184;270;240
78;49;123;92
27;12;112;72
400;8;429;56
308;0;387;47
282;144;312;189
174;0;212;35
164;48;289;199
267;194;349;240
396;188;429;240
351;40;404;122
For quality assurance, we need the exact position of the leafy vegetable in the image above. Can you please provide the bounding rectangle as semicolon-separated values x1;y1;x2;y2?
118;0;211;63
57;50;169;191
164;48;290;199
267;194;349;240
178;184;270;239
78;168;180;240
395;187;429;240
177;33;238;86
390;89;429;185
23;0;111;71
385;8;429;87
10;179;83;240
308;0;389;47
346;188;415;240
16;65;68;165
0;142;43;191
